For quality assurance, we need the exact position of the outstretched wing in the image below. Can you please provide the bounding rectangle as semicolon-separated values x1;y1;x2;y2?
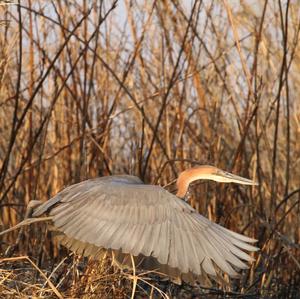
33;175;258;283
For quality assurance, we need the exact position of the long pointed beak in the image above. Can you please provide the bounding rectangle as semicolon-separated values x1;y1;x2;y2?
214;169;258;185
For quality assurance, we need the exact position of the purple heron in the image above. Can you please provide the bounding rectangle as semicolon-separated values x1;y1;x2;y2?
30;165;258;284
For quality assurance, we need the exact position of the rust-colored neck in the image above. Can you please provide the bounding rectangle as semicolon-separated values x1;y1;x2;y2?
176;166;216;198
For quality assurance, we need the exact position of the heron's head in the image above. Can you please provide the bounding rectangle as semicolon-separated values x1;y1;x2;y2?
176;165;258;199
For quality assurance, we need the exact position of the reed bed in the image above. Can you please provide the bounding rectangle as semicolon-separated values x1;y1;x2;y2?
0;0;299;298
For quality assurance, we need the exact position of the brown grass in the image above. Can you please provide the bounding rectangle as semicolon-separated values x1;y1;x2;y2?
0;0;300;298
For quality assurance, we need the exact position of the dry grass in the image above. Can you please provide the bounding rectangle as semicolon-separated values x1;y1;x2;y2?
0;0;300;298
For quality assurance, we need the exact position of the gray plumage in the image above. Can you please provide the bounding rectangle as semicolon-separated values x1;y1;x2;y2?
33;175;258;284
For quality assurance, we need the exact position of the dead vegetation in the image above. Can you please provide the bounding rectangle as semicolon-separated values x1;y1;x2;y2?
0;0;299;298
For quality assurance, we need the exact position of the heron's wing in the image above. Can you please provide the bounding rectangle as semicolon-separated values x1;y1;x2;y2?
33;175;143;216
33;176;258;282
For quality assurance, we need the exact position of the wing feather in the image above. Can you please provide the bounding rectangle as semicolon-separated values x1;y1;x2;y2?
224;235;258;251
134;225;154;256
219;225;257;242
147;223;162;260
201;229;238;276
168;224;179;269
205;227;249;269
109;222;131;250
202;257;217;276
172;224;187;273
155;220;170;265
